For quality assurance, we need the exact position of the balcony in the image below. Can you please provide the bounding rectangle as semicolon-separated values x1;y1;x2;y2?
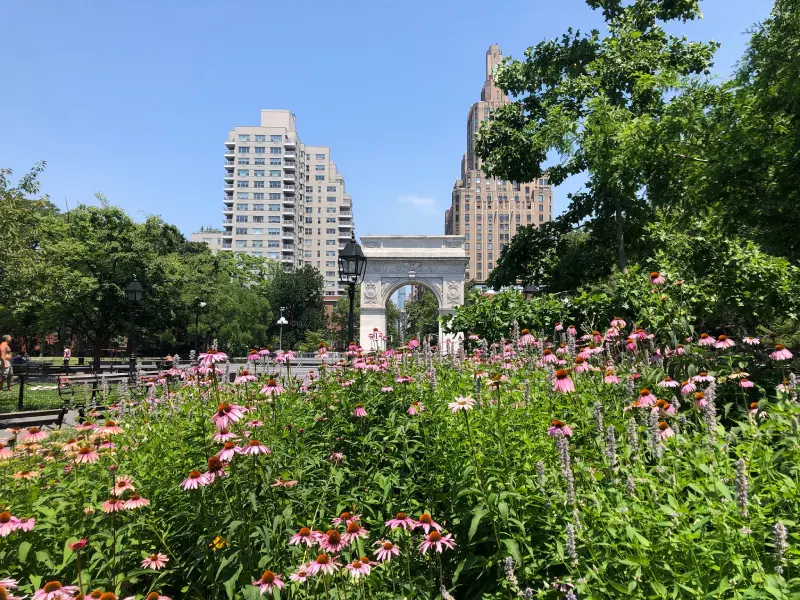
283;162;295;172
282;173;294;183
282;247;294;253
222;231;232;238
223;184;234;191
282;233;294;240
223;172;234;181
224;148;235;158
224;160;234;166
221;244;232;250
223;195;233;203
283;186;296;195
225;140;235;147
284;139;296;149
284;152;296;159
222;205;233;213
282;210;295;218
282;198;295;207
282;221;295;229
223;219;232;224
338;222;351;228
338;232;351;240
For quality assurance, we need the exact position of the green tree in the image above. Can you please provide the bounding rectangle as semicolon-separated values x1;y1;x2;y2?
404;288;440;343
476;0;718;277
329;287;360;348
264;265;325;349
385;299;402;347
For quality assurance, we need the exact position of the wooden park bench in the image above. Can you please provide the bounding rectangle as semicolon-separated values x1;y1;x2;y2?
0;408;68;446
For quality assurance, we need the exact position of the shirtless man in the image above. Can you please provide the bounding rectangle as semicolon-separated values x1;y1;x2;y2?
0;335;12;390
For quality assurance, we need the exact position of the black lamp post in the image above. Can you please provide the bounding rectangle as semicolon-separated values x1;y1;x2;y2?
338;232;367;345
125;277;144;381
194;297;207;358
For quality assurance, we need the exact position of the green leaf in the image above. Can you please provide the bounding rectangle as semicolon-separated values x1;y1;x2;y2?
469;506;487;541
19;540;32;563
502;538;522;565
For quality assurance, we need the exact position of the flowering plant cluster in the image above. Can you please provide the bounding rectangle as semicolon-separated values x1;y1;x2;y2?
1;317;799;599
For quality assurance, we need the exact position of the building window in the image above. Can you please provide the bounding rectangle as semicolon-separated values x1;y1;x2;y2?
238;134;250;141
268;216;280;223
315;175;324;181
236;240;247;248
315;153;326;159
465;243;470;250
326;218;336;223
251;228;264;235
254;158;265;165
254;181;265;188
252;240;263;248
236;192;248;199
268;241;280;248
238;147;250;154
253;170;264;177
268;228;280;235
269;135;281;142
255;135;265;142
238;169;249;176
236;203;248;211
326;240;336;246
237;181;249;188
252;203;264;211
267;170;279;177
269;193;281;200
327;186;337;192
270;158;281;165
236;216;248;223
270;147;282;154
235;228;248;235
527;214;532;222
539;214;544;222
253;216;264;223
238;158;250;165
254;147;266;154
268;204;280;211
315;165;325;171
269;181;281;188
252;193;264;200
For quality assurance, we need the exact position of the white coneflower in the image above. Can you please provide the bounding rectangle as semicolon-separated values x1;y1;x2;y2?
566;523;578;566
734;457;749;519
605;425;618;468
627;418;639;454
773;522;788;574
626;475;636;497
594;402;604;436
536;460;546;488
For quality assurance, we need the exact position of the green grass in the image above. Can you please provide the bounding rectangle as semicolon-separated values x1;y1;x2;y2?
0;385;126;413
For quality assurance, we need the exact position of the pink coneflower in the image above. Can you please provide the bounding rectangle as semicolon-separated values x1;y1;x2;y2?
633;328;648;340
657;377;680;389
739;378;755;388
260;379;285;396
654;399;676;416
407;339;420;349
637;389;657;407
353;405;367;418
419;530;456;554
124;494;150;510
307;554;340;576
692;371;715;383
234;370;258;385
290;527;315;546
715;335;735;349
771;344;793;361
519;329;536;347
604;370;621;384
181;470;210;490
216;442;240;462
241;439;271;456
13;470;39;480
75;421;96;432
554;322;563;332
674;343;685;355
374;539;400;562
697;333;716;347
345;559;372;579
694;392;708;409
213;429;238;443
101;498;124;513
650;271;665;285
329;452;344;463
680;380;696;395
73;445;100;464
212;402;246;431
21;427;49;443
407;401;425;415
113;475;135;495
385;511;415;530
252;570;284;596
552;370;575;393
340;520;367;543
448;396;476;413
248;350;261;361
547;420;574;437
625;338;638;352
657;421;674;439
246;420;264;428
572;357;590;373
332;511;360;526
271;478;298;488
610;316;626;329
33;581;79;600
381;386;393;393
541;349;558;364
67;538;88;551
567;325;577;336
0;443;12;460
290;564;311;583
340;380;354;387
16;517;35;532
319;529;348;553
141;553;169;570
414;513;442;534
743;337;760;346
395;375;415;384
96;420;124;435
0;512;20;536
777;379;793;393
199;349;229;366
258;348;271;357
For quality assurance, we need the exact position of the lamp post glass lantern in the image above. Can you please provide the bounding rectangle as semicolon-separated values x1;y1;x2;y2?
194;298;207;358
338;232;367;345
125;278;144;380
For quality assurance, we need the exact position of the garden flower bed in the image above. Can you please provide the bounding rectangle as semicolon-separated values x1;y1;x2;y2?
1;330;799;599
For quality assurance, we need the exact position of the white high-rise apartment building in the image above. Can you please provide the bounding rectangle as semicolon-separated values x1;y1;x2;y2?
223;110;355;296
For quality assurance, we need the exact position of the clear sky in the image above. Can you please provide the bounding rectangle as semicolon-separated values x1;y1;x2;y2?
0;0;773;238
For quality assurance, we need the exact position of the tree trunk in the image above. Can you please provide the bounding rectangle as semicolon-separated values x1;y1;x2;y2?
92;336;103;372
613;196;627;272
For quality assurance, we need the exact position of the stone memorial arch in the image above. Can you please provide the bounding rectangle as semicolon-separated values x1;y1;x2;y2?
359;235;467;353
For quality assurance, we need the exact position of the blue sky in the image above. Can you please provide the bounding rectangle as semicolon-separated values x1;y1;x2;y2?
0;0;773;238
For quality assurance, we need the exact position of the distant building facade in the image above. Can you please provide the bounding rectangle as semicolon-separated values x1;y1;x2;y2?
190;227;224;254
445;45;553;283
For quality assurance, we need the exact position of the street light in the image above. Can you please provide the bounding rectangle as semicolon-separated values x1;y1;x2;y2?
277;307;288;351
125;277;144;381
194;297;207;359
338;231;367;345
